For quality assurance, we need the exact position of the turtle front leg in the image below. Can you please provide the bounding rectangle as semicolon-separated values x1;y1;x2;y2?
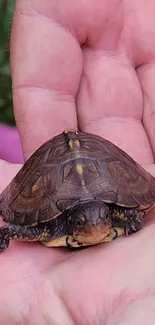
123;209;144;236
0;224;55;253
110;207;144;237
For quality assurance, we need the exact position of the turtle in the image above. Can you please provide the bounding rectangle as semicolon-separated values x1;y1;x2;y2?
0;129;155;252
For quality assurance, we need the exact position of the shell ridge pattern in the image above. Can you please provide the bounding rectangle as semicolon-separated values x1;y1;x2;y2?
1;129;155;226
62;131;155;206
107;159;154;206
1;135;66;208
64;131;89;191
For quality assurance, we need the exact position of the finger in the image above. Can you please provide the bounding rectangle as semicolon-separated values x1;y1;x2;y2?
11;1;82;159
144;164;155;178
137;63;155;157
0;160;21;192
76;4;155;165
77;55;153;164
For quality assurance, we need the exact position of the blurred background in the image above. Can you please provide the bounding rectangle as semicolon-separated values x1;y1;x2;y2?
0;0;23;163
0;0;15;126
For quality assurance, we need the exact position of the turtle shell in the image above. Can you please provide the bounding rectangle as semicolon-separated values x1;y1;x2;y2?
0;130;155;226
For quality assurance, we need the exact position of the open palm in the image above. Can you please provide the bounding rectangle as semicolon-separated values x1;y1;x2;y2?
0;212;154;324
0;207;155;324
1;0;155;323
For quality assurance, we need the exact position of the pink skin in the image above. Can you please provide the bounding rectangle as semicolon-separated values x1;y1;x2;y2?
0;0;155;323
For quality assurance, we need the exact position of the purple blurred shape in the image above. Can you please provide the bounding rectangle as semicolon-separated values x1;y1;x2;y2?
0;124;24;163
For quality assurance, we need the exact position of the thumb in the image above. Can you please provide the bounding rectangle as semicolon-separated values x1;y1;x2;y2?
143;164;155;178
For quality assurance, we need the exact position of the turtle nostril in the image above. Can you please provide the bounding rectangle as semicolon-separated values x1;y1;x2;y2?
76;220;83;226
95;218;101;225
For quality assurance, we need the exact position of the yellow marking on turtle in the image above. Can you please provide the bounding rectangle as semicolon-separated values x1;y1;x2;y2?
68;139;81;150
43;232;49;237
76;163;85;186
32;184;39;192
68;139;74;150
112;210;126;221
41;236;67;247
76;163;83;176
64;129;75;134
124;171;130;178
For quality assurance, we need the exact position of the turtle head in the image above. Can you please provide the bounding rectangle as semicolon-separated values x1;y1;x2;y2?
67;200;111;246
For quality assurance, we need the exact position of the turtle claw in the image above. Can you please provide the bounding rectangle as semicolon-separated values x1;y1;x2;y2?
103;227;125;242
124;209;144;236
0;237;9;253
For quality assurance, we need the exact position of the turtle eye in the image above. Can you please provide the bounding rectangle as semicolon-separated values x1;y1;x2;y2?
76;214;85;226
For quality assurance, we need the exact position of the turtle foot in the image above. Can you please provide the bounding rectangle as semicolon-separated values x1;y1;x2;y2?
124;209;144;236
0;237;9;252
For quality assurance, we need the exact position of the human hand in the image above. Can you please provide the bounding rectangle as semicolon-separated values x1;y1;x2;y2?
1;0;155;323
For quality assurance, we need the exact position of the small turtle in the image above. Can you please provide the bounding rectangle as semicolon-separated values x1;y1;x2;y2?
0;130;154;252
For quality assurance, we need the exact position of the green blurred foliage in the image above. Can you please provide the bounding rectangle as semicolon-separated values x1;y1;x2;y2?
0;0;15;125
